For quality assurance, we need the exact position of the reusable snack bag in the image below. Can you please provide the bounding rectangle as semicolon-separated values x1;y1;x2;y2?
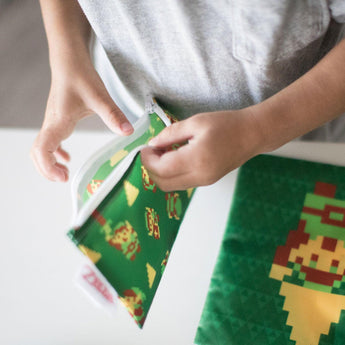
68;99;194;328
195;154;345;345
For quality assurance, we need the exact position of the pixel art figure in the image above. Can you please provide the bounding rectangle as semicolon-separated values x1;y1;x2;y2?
269;182;345;345
86;179;103;196
92;210;141;261
145;207;160;239
166;192;182;220
120;287;146;326
141;165;157;192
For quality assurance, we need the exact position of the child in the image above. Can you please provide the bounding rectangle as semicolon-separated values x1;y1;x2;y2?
31;0;345;191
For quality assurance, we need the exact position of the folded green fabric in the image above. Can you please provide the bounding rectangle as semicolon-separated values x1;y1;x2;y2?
68;100;194;328
195;154;345;345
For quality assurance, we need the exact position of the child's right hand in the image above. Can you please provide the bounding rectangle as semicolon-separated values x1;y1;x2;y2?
30;60;133;182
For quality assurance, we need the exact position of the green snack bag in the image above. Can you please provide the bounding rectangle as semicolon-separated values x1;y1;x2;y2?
195;154;345;345
68;98;194;328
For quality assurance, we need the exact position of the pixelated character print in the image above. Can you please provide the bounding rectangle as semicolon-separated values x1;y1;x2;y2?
87;179;103;196
269;182;345;345
91;211;141;260
141;165;157;192
145;207;160;239
161;250;170;274
120;287;146;327
108;221;141;261
166;192;182;220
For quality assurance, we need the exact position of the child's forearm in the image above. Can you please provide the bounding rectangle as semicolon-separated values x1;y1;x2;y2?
39;0;92;75
253;38;345;151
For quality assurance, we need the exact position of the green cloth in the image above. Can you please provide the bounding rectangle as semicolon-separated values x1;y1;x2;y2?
68;109;194;328
195;154;345;345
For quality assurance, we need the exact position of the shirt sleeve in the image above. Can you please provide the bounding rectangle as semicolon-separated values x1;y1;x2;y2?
329;0;345;23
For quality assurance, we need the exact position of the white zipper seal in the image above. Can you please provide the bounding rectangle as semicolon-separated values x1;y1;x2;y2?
70;98;172;229
70;114;150;216
72;144;148;228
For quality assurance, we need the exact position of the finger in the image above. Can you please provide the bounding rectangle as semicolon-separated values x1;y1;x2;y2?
86;83;133;136
146;169;196;192
31;123;72;182
141;145;191;178
148;120;193;148
55;145;71;162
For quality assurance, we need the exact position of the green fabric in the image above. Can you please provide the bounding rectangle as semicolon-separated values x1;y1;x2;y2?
68;110;194;328
195;154;345;345
82;112;161;203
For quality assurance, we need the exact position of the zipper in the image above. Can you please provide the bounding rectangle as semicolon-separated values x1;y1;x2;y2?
70;114;150;216
72;143;148;228
70;98;172;229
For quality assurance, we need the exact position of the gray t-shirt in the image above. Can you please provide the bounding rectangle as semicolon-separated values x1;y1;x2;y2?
78;0;345;141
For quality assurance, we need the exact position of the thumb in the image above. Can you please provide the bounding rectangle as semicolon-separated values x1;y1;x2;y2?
87;86;133;135
149;120;193;148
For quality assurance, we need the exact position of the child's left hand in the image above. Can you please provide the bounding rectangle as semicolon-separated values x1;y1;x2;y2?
141;108;265;191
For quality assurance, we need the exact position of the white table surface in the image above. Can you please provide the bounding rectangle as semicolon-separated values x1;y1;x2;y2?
1;128;345;345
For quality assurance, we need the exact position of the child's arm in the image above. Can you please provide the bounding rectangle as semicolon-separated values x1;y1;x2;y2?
31;0;133;182
141;39;345;191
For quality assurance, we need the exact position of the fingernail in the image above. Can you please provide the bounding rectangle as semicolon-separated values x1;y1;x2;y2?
121;122;133;134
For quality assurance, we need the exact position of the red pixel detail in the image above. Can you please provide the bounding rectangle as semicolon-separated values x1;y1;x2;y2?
321;237;338;252
273;220;310;266
295;256;303;264
91;210;106;226
300;265;342;286
332;259;340;268
322;205;345;227
302;204;345;228
314;182;337;198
